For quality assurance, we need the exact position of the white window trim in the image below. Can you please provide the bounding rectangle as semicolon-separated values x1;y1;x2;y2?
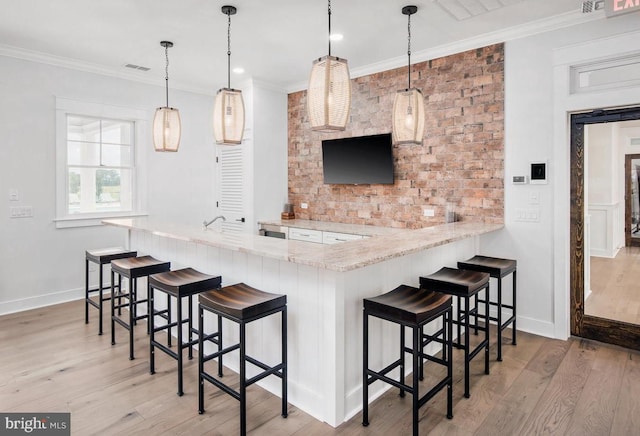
55;97;149;228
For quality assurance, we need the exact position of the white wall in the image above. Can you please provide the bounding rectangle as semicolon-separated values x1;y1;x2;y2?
0;55;215;313
252;81;288;230
480;13;640;339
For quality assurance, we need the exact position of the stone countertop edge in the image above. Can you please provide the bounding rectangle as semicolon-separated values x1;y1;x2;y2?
103;218;504;272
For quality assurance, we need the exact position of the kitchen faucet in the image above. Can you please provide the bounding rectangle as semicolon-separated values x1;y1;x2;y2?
203;215;226;229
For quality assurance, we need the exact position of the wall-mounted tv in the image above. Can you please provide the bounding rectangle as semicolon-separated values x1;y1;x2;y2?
322;133;394;185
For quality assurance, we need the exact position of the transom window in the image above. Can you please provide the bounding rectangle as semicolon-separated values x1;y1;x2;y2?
66;115;134;214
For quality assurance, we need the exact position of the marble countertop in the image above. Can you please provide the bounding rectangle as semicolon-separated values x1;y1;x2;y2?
258;219;408;237
103;218;503;272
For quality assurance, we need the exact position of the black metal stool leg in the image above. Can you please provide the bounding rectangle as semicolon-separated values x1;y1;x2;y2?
128;276;135;360
239;321;247;436
188;295;194;360
497;277;503;361
412;325;419;436
400;324;405;397
464;295;470;399
85;259;90;325
177;295;184;397
111;270;116;345
198;305;205;415
150;283;156;375
446;309;453;419
484;285;490;375
217;314;223;377
281;307;288;418
167;296;172;348
513;270;517;345
362;308;369;427
117;274;122;316
98;263;104;335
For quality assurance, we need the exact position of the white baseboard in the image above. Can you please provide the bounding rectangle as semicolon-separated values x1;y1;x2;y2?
516;315;556;339
0;287;85;316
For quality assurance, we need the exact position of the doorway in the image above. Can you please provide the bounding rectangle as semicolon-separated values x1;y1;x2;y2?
570;106;640;350
625;154;640;247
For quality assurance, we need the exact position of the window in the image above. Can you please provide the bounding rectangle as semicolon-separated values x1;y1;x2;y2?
55;98;148;228
67;116;133;214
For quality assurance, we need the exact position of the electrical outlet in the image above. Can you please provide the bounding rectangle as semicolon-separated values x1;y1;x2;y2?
9;206;33;218
9;189;19;201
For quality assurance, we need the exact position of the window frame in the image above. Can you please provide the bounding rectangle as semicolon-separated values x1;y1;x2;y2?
55;97;148;228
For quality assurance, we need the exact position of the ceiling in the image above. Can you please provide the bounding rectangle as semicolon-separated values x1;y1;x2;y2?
0;0;593;94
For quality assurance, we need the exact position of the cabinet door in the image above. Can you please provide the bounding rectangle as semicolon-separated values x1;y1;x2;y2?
322;231;363;244
289;227;323;243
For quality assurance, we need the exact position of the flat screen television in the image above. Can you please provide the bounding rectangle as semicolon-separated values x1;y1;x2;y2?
321;133;394;184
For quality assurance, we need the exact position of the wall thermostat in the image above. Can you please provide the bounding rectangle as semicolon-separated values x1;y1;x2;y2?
530;161;548;184
512;175;528;184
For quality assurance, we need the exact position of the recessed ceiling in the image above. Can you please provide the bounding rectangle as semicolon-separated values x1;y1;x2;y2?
0;0;588;94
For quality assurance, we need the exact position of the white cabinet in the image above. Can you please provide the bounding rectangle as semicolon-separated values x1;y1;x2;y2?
288;227;323;243
322;231;363;245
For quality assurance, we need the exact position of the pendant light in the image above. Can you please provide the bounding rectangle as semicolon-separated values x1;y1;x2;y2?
153;41;181;152
392;6;425;145
213;5;245;145
307;0;351;132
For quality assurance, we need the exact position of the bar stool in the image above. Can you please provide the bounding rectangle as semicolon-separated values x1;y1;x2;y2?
85;247;137;335
148;268;222;396
110;255;170;360
420;267;490;398
457;255;517;361
362;285;453;436
198;283;287;436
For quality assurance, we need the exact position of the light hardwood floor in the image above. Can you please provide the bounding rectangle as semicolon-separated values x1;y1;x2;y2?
2;300;640;435
588;246;640;324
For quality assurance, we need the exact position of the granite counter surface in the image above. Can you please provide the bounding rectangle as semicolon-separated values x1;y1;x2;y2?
103;218;503;272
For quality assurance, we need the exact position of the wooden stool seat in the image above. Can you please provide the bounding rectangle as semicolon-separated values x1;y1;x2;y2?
458;255;517;361
199;282;287;320
110;255;171;360
198;283;287;436
363;285;453;436
420;267;490;398
149;268;221;396
364;284;452;324
457;255;516;278
85;247;137;335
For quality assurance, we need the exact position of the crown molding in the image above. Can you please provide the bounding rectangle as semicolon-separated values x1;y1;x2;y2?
285;9;604;93
0;43;215;96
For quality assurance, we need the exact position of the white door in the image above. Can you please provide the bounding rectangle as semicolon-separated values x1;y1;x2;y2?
216;144;248;233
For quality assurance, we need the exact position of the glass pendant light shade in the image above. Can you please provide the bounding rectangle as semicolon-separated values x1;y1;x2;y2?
392;5;425;145
153;41;180;152
308;55;351;131
153;107;181;152
213;5;245;145
213;87;245;145
306;0;351;132
392;87;424;145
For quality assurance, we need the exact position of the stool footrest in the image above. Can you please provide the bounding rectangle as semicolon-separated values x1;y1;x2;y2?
201;372;241;401
246;361;285;387
203;343;240;363
366;367;411;394
468;339;489;361
418;376;451;409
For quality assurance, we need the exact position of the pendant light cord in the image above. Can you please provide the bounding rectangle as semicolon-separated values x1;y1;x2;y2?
407;11;412;90
227;10;232;89
164;44;170;107
328;0;332;56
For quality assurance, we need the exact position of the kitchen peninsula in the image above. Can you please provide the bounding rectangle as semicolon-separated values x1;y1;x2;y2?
103;217;502;426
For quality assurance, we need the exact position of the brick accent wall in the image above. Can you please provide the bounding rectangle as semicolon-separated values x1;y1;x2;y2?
287;43;504;229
